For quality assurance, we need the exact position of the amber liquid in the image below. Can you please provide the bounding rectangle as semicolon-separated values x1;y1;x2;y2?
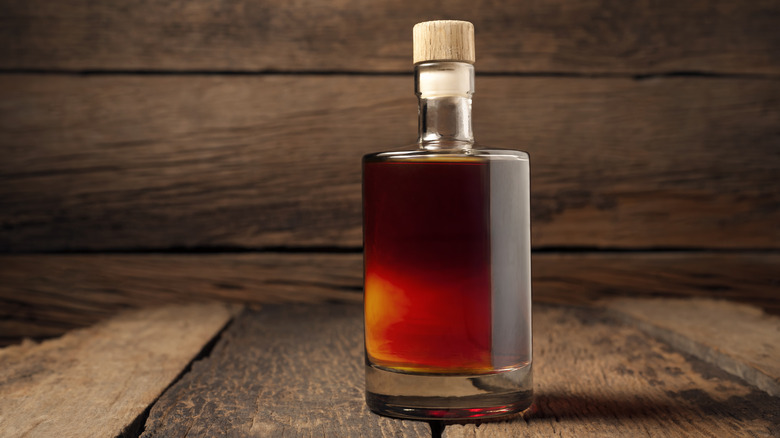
364;158;501;373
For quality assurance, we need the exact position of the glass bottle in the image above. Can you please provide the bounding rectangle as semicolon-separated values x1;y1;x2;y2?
362;20;533;420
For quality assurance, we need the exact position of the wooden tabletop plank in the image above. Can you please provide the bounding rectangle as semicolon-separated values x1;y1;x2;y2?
0;302;239;438
140;304;430;437
1;75;778;251
606;298;780;397
443;303;780;437
1;0;778;74
2;252;778;345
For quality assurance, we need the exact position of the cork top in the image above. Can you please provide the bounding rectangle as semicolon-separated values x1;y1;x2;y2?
413;20;475;65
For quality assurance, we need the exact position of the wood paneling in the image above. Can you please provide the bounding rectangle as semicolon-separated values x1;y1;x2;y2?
1;0;779;74
1;0;778;352
1;252;777;345
1;75;778;251
532;252;780;312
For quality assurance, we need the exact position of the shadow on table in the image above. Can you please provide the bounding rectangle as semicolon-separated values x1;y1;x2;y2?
531;390;707;420
432;389;779;427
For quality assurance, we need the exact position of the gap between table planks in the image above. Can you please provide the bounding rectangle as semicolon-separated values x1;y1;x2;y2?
0;302;240;438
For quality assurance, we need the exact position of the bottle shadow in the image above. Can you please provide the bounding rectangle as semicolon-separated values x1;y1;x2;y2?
528;391;691;421
430;389;779;428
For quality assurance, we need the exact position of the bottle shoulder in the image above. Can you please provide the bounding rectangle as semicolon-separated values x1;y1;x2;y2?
363;146;529;163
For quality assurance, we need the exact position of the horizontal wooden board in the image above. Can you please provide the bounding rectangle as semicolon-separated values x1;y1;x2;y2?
0;303;237;438
1;0;779;74
0;252;777;344
1;75;778;251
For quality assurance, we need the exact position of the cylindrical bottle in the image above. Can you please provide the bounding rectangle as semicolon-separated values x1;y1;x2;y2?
362;20;533;420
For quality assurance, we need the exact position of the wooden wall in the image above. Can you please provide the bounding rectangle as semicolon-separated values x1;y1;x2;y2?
1;0;778;345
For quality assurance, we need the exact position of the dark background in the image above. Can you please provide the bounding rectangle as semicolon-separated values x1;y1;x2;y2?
1;0;778;345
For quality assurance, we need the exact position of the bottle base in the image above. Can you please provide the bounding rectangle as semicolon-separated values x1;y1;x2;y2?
365;363;533;420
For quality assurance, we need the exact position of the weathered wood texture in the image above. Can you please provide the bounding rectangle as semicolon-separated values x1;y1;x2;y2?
141;303;779;437
607;298;780;397
1;0;779;74
1;252;778;345
0;253;362;345
444;303;780;437
140;304;431;437
2;75;778;251
0;303;238;438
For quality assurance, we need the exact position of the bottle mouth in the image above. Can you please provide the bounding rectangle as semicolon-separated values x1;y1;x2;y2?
415;62;474;99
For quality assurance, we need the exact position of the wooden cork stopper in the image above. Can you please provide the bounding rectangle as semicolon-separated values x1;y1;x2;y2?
413;20;475;65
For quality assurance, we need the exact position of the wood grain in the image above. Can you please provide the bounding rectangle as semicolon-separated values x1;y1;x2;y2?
140;303;780;437
606;298;780;397
532;252;780;313
0;253;363;345
443;304;780;437
140;304;431;437
0;302;238;438
1;252;777;345
1;0;779;74
1;75;778;251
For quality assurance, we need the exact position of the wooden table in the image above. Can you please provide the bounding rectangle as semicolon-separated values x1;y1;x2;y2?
1;298;778;437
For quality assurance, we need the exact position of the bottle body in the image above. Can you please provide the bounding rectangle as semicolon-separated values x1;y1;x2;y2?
363;148;533;419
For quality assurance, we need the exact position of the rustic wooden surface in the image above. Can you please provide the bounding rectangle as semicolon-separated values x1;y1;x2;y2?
140;303;430;437
1;10;778;431
0;302;238;438
607;298;780;397
444;301;780;437
137;301;779;437
1;299;776;437
1;252;778;345
1;0;778;74
1;75;778;252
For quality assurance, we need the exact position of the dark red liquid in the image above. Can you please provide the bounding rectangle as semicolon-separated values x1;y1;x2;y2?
363;159;493;372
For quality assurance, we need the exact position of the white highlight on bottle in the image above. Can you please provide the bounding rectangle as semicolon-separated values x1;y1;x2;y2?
417;62;474;99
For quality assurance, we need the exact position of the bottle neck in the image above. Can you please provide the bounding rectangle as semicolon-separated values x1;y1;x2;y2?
415;62;474;150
